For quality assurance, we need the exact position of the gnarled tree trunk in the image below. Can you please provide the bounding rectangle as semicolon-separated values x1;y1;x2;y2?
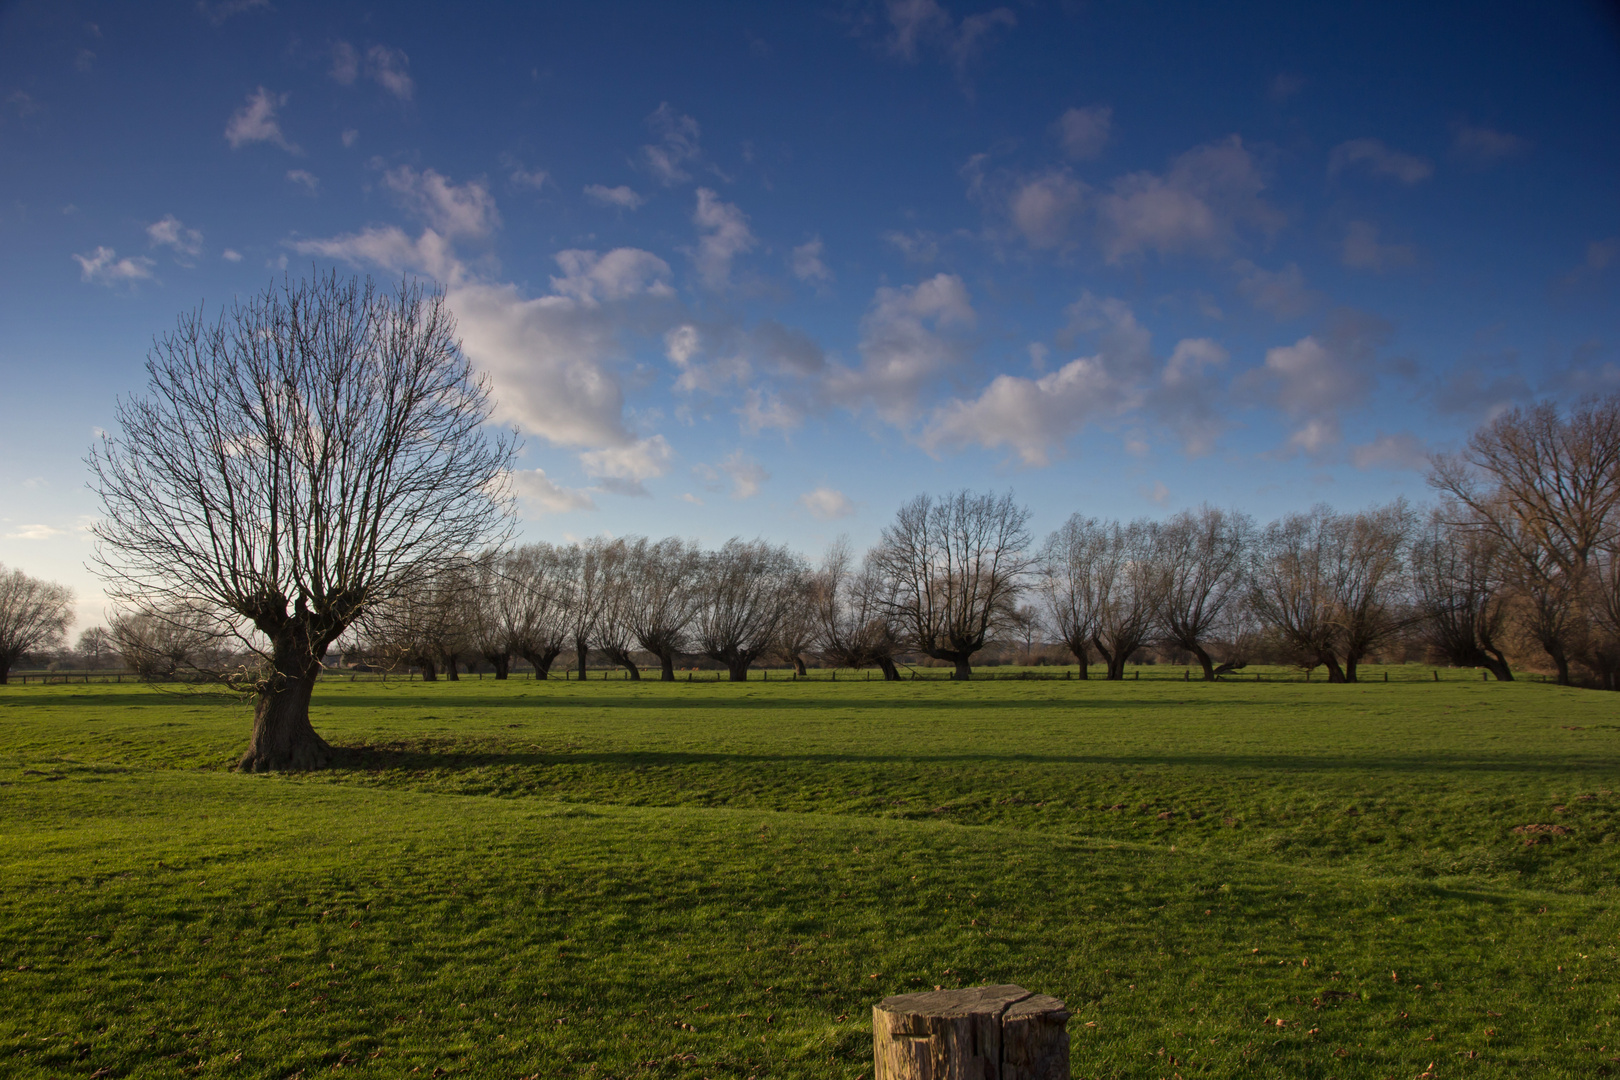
239;635;332;772
877;656;901;681
659;652;676;682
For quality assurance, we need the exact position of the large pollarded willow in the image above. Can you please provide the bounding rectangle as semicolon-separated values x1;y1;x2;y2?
91;273;514;771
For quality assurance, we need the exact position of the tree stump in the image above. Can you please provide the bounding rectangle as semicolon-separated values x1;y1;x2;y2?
873;984;1071;1080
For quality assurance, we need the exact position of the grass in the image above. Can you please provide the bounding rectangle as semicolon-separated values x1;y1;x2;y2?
1;670;1617;1078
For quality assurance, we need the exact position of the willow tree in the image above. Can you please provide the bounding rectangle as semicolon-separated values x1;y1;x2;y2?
90;273;513;771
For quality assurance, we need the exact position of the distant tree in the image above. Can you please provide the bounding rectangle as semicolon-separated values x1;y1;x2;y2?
561;541;608;679
0;564;73;683
468;551;514;679
76;625;115;669
1152;506;1253;681
1036;515;1107;678
1332;501;1416;681
625;537;702;681
109;604;223;682
1008;604;1043;664
694;539;804;681
1088;520;1160;681
1249;507;1348;681
774;576;819;676
594;539;645;679
90;273;512;769
810;538;903;680
869;490;1033;680
498;543;572;678
1430;395;1620;684
1410;506;1514;680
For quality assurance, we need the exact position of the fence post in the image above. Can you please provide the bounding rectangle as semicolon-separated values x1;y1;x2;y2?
1433;670;1439;682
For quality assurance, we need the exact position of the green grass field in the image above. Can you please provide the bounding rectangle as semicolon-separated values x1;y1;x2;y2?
2;670;1617;1078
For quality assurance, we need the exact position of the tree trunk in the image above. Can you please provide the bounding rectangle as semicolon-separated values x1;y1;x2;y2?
576;640;589;681
1343;653;1360;683
0;663;9;685
420;658;438;681
793;654;808;676
1092;636;1120;680
873;984;1071;1080
486;653;510;680
660;653;676;682
728;661;749;681
877;656;901;681
623;661;641;680
1189;642;1215;682
444;655;460;681
1320;652;1347;683
1546;644;1571;686
953;657;972;680
1482;647;1512;681
239;643;331;772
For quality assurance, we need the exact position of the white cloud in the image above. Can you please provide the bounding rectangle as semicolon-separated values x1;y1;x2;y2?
5;523;66;540
1349;431;1428;470
579;435;674;497
689;188;756;290
799;486;855;520
1256;312;1388;458
1009;169;1086;249
225;87;297;153
827;273;975;426
509;166;548;191
330;41;358;84
885;0;1016;73
286;169;319;194
1453;124;1528;164
1054;105;1111;159
196;0;269;25
1151;337;1230;456
1233;259;1316;319
1341;221;1416;271
222;248;243;261
642;103;701;186
791;237;832;283
366;45;414;100
736;388;801;434
74;246;155;287
681;492;704;505
584;184;644;209
146;214;202;258
1328;138;1433;184
883;230;940;265
1095;135;1282;262
381;166;499;238
551;248;674;305
291;225;460;279
716;450;770;499
510;468;597;513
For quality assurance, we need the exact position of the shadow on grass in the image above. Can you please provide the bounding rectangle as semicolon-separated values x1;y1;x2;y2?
323;740;1620;777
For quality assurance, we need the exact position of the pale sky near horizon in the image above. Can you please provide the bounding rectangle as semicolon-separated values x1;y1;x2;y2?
1;0;1618;634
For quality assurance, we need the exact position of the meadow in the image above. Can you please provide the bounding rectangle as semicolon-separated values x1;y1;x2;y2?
1;669;1617;1079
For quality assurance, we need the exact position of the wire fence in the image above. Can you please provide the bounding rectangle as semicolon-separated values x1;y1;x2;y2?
3;665;1555;686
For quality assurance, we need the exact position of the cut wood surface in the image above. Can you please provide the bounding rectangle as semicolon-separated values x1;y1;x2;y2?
873;983;1071;1080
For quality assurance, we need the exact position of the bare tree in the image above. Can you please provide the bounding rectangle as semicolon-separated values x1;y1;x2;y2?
499;543;572;678
594;538;644;679
90;273;513;770
1249;507;1348;681
1153;506;1253;681
468;551;514;679
869;490;1033;680
774;578;819;676
694;539;804;681
625;536;702;681
109;604;227;682
560;541;608;679
1411;506;1514;680
1430;395;1620;684
1036;515;1107;677
0;565;73;683
1333;501;1416;681
1088;520;1160;681
76;625;115;669
811;538;904;680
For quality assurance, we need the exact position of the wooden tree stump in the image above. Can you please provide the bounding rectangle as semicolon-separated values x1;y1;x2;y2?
873;984;1071;1080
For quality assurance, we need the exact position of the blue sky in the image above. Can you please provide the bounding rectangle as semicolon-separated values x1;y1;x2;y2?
2;0;1618;631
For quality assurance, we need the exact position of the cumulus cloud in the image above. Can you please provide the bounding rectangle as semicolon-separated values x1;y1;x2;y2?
689;188;756;290
1009;169;1086;249
1349;431;1428;470
508;165;547;191
1151;337;1230;456
1453;123;1528;164
737;388;802;434
662;323;747;394
365;45;413;100
1341;221;1417;271
1233;259;1317;319
791;237;832;284
1054;105;1111;159
799;486;855;519
642;103;701;185
717;449;770;499
286;169;319;194
827;273;975;425
225;87;297;152
580;436;674;496
1255;311;1390;458
1328;138;1433;184
885;0;1016;73
1095;135;1282;262
290;225;460;279
551;248;674;305
74;246;155;286
381;166;499;238
509;467;597;513
146;214;202;259
222;248;243;262
585;184;644;209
